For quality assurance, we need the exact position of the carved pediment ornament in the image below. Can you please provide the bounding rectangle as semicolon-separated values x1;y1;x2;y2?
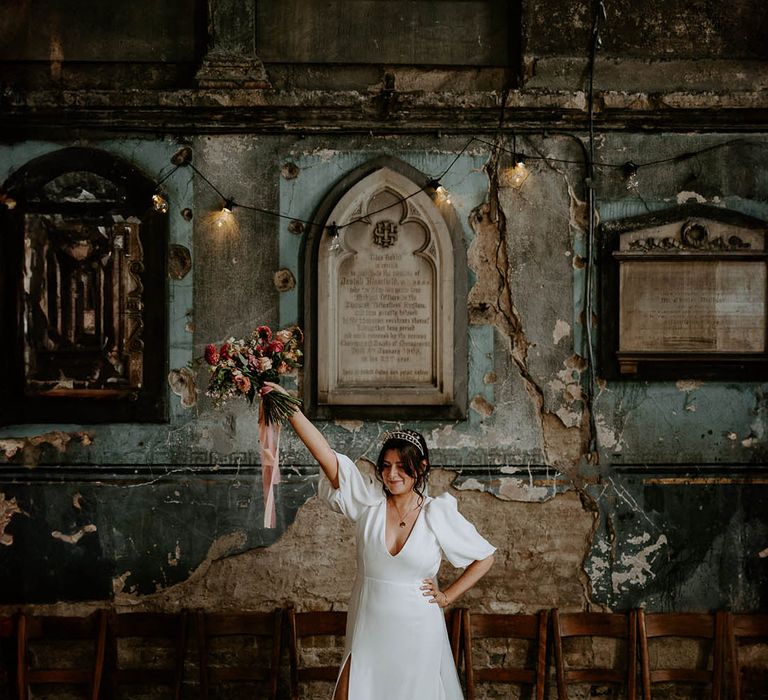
628;219;751;252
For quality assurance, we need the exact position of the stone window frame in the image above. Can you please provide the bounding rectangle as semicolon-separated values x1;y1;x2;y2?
0;147;168;425
302;156;468;420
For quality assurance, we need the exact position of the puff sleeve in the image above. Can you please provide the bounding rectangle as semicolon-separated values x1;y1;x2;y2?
424;493;496;568
318;451;383;522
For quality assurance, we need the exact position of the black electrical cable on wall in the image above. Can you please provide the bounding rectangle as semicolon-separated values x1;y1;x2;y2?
582;0;607;456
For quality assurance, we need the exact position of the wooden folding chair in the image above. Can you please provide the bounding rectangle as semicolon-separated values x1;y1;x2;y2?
16;610;108;700
105;611;189;700
287;607;347;700
553;609;638;700
638;610;725;700
462;609;548;700
195;609;282;700
724;612;768;700
0;615;16;697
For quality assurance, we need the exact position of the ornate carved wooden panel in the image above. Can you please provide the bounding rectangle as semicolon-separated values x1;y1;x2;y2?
23;216;145;398
0;147;167;424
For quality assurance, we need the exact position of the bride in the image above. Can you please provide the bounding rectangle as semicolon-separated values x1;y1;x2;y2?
266;382;495;699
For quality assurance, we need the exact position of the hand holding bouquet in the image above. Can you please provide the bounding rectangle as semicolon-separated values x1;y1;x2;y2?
203;325;303;424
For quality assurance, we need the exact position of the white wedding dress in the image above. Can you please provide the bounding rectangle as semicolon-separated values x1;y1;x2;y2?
319;453;496;700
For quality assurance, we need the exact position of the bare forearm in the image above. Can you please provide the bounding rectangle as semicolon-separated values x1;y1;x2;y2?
288;409;339;488
443;554;494;604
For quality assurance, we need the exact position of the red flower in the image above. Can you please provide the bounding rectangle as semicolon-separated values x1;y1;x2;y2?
204;344;220;365
268;340;284;354
254;325;272;343
219;342;231;360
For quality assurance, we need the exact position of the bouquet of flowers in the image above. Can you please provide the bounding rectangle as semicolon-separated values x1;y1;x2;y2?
203;325;303;424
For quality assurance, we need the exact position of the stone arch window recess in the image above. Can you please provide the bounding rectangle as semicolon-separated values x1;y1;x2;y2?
304;157;467;420
599;203;767;380
0;147;168;424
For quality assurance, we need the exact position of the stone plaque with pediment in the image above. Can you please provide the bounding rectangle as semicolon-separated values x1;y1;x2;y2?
316;166;456;409
600;204;768;379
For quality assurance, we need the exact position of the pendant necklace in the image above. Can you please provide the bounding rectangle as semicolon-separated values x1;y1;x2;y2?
391;496;421;528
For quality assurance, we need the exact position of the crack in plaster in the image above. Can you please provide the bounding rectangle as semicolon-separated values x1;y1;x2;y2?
470;144;591;477
467;142;600;609
606;477;660;532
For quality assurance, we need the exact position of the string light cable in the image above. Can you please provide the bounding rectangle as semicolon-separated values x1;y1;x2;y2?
141;135;768;230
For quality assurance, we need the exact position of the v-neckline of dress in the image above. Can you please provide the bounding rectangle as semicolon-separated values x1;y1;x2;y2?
383;497;427;558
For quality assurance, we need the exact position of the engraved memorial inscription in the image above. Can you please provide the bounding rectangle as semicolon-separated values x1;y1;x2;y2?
317;167;455;407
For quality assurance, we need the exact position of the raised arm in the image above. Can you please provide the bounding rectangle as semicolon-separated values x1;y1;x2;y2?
262;382;339;488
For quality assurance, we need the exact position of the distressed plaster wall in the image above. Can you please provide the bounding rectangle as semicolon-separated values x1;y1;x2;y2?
0;0;767;696
1;130;765;617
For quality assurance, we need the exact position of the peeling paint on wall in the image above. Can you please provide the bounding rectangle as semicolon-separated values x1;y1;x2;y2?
0;431;93;464
595;413;625;453
675;191;708;204
0;493;23;546
453;470;558;503
469;394;494;417
611;533;668;592
168;367;197;407
553;319;571;345
168;542;181;567
51;524;97;544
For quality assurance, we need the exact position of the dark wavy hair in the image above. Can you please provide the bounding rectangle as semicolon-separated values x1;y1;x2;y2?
375;429;430;502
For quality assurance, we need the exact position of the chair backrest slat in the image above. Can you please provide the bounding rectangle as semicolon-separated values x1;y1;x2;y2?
288;607;347;700
196;609;282;700
725;612;768;700
553;609;637;700
106;611;188;700
638;609;724;700
0;615;15;686
17;611;108;700
463;609;548;700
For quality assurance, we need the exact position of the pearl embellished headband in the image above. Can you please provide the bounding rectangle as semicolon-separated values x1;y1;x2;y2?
382;430;425;456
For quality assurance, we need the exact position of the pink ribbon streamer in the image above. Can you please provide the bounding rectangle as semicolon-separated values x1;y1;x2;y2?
258;394;281;529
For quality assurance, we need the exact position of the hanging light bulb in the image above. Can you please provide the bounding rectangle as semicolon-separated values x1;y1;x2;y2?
506;154;529;189
426;178;451;203
623;161;640;193
327;222;341;253
210;198;236;229
152;191;169;214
